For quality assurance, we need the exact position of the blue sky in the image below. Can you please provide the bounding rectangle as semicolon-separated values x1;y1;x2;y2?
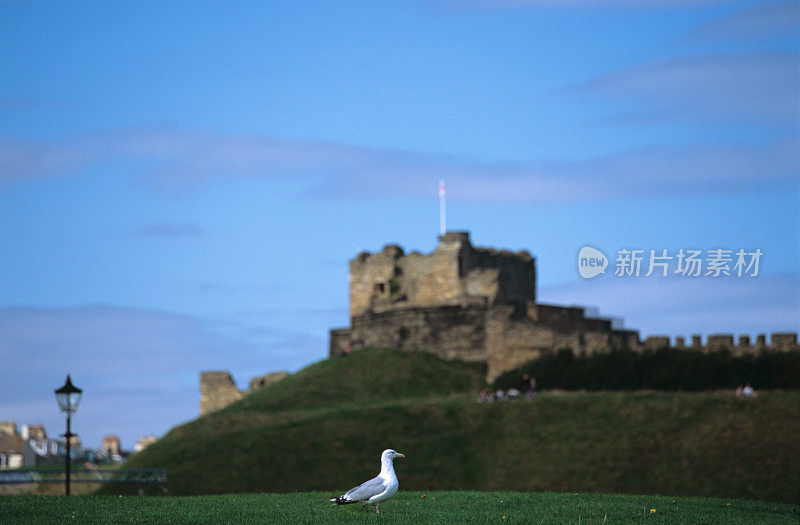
1;1;797;449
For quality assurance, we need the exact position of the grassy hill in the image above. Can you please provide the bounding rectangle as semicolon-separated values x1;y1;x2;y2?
116;348;799;503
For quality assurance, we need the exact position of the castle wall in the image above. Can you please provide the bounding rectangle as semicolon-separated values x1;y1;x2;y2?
529;304;611;333
347;304;488;362
463;244;535;305
397;246;463;309
486;305;560;382
337;300;636;382
484;303;626;381
349;245;405;318
329;328;352;358
610;330;641;350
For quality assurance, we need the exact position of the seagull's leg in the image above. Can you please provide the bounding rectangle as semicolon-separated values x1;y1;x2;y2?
375;503;380;514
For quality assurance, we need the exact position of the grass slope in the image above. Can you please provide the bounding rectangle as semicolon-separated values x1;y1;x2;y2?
2;492;798;524
118;349;799;503
231;347;486;412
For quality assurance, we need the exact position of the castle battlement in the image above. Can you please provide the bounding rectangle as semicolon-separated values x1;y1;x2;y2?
644;332;798;353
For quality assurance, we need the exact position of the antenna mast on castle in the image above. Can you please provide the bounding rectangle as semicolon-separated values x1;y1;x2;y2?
439;178;446;235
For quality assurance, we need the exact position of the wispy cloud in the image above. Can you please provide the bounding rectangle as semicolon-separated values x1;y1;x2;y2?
321;138;799;201
1;127;796;203
580;51;799;126
576;2;799;129
0;127;376;190
684;2;800;43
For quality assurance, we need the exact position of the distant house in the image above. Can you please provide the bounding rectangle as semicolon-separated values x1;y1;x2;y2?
102;435;120;456
21;424;47;441
23;435;66;467
0;432;25;469
0;421;91;468
0;421;18;437
134;435;158;453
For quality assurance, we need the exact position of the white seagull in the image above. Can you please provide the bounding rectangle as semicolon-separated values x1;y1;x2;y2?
330;449;405;514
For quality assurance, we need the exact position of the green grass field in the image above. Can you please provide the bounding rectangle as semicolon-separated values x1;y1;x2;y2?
2;491;798;524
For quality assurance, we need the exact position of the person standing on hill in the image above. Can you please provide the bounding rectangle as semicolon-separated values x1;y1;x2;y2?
522;374;537;399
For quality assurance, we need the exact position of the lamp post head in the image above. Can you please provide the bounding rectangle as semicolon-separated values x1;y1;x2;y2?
55;375;82;415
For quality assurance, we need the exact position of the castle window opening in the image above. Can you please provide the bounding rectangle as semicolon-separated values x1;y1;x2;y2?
375;282;386;294
458;254;466;278
398;326;409;341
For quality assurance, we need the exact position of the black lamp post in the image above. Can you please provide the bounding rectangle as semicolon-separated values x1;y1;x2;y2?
55;375;82;496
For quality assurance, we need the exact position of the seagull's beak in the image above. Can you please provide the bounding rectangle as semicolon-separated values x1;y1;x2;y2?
396;453;405;459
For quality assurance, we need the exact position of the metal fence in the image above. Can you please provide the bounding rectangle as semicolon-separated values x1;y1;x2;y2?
0;468;166;485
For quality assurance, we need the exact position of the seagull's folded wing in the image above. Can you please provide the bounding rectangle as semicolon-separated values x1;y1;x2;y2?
345;476;386;501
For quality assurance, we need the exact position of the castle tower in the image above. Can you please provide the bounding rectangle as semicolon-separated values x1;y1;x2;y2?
348;231;536;317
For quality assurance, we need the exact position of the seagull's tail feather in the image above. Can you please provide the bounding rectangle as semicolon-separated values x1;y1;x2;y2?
330;496;357;505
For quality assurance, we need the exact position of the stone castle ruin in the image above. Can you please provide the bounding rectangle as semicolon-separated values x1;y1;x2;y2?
330;232;798;382
199;370;289;416
201;231;797;414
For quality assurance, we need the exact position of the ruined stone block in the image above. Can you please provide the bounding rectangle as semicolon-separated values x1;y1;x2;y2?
248;371;290;391
771;332;799;351
200;371;243;416
707;334;735;351
644;336;670;350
